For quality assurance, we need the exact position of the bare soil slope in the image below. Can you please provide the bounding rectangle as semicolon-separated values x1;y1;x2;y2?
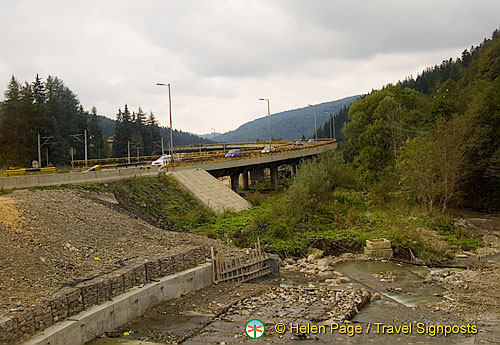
0;189;218;316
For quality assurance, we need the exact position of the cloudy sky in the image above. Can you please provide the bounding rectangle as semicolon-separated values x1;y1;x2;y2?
1;1;499;134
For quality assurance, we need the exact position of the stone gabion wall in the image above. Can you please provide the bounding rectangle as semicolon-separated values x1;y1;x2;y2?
0;246;206;344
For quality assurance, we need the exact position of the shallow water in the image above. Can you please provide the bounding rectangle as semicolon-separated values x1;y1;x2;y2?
334;261;445;307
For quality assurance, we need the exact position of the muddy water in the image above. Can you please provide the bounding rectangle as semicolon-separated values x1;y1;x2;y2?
334;261;445;307
484;253;500;263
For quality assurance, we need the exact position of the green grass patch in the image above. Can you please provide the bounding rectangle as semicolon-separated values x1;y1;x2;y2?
111;176;216;228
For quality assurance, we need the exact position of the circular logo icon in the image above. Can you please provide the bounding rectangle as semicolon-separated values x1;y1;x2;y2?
245;319;265;339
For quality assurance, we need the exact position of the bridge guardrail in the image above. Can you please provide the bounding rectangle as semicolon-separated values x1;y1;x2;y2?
4;167;56;177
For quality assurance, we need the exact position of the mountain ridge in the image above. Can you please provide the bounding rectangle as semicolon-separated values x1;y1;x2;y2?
214;95;361;142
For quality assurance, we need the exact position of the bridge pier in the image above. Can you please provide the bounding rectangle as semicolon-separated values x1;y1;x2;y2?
270;166;278;191
242;171;249;190
250;168;265;185
230;173;239;192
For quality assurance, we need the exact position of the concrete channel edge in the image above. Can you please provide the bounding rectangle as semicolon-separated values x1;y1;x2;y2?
20;263;213;345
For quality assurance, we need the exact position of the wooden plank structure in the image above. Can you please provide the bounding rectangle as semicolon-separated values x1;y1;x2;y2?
211;239;271;284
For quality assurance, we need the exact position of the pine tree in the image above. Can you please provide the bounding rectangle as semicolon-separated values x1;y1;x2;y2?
88;106;105;159
0;77;24;166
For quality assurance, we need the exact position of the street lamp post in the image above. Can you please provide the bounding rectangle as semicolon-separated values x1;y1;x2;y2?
308;104;318;141
156;83;174;156
258;98;271;148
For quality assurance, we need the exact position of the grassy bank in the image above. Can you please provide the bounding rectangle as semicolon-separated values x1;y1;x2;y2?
192;189;481;261
110;175;215;228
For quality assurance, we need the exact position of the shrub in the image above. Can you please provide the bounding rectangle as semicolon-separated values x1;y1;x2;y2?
286;150;358;219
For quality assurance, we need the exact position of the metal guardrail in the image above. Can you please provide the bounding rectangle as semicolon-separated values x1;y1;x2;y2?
4;167;56;177
5;140;336;176
70;140;335;168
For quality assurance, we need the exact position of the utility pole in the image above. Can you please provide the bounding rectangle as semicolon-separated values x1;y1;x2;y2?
156;83;174;156
37;134;41;167
84;130;88;166
168;83;173;155
333;116;336;140
315;110;318;141
258;98;272;148
39;135;55;167
127;140;130;164
70;131;88;166
128;140;140;163
308;104;318;141
161;137;164;155
329;114;333;139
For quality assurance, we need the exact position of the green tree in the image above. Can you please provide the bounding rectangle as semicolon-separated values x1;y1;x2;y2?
343;85;427;182
113;105;133;157
88;106;105;159
397;114;473;213
0;76;24;166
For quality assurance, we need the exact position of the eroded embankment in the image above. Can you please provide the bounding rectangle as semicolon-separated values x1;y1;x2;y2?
0;189;219;318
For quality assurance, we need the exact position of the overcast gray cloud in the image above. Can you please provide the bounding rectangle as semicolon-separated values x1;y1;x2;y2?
0;1;499;134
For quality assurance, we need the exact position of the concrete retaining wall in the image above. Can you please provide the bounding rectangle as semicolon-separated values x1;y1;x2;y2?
0;166;159;191
0;247;206;345
20;263;212;345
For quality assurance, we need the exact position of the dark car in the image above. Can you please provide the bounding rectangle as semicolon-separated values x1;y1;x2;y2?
225;149;242;158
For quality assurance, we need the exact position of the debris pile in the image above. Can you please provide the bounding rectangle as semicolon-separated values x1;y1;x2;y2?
371;271;397;282
224;285;371;323
281;252;361;277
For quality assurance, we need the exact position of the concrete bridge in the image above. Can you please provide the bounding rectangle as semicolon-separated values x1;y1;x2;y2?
0;141;336;213
163;141;336;192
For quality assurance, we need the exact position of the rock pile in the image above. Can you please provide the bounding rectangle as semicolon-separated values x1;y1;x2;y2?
224;285;370;323
281;252;360;278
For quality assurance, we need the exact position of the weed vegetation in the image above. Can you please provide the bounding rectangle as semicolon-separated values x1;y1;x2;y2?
111;175;216;228
193;151;481;262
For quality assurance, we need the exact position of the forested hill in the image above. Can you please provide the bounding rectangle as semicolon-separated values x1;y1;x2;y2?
0;75;211;168
98;114;212;148
214;95;360;142
344;28;500;211
0;75;105;167
401;29;500;93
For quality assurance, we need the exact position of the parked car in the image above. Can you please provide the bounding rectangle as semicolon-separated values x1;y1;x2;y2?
225;149;242;158
307;139;316;145
293;140;303;146
261;146;275;154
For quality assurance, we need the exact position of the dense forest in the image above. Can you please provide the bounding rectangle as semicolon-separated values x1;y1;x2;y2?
343;28;500;211
0;75;105;167
0;76;211;168
316;105;349;142
111;105;212;159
